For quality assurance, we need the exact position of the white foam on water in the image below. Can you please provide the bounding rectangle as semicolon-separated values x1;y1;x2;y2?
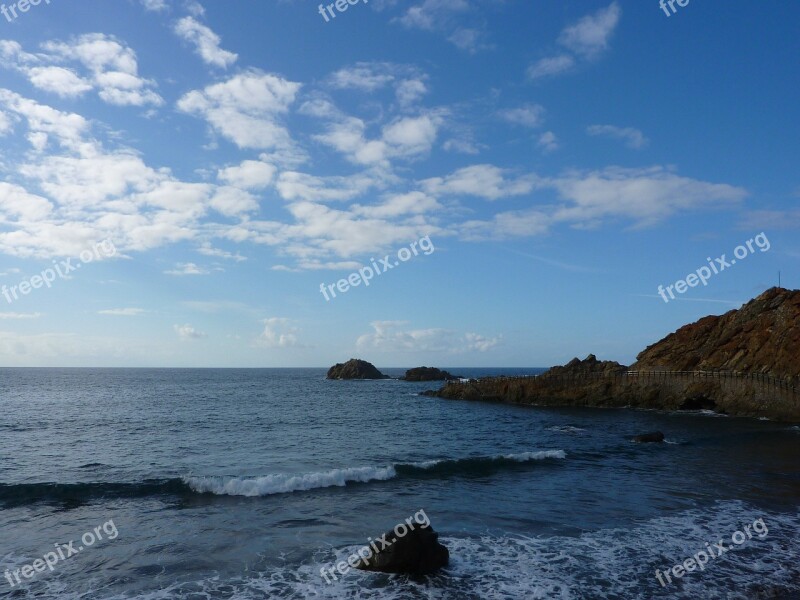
6;501;798;599
502;450;567;461
184;465;397;497
410;450;566;470
546;425;587;434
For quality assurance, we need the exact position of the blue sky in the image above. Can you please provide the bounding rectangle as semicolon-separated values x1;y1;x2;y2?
0;0;797;367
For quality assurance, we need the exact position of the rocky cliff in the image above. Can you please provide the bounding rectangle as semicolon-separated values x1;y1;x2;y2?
633;287;800;381
430;288;800;421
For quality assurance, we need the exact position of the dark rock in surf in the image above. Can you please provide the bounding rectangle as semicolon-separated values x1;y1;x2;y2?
355;523;449;575
326;359;389;380
632;431;665;443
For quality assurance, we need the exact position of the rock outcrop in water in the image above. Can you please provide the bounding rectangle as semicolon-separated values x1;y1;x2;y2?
326;359;389;380
400;367;463;381
430;288;800;421
355;523;449;575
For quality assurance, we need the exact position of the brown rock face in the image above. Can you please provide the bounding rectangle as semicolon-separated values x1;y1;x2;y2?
633;287;800;382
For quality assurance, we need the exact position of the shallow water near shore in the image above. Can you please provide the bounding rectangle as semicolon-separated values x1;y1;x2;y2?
1;368;798;599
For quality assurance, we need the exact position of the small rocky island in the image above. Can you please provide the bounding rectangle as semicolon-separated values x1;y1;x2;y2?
428;288;800;422
400;367;463;382
326;359;389;380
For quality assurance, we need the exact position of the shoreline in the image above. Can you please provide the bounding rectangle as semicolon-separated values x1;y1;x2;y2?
426;369;800;423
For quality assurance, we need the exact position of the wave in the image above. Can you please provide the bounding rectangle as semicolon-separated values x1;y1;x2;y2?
546;425;586;434
188;451;566;496
185;466;397;497
0;451;565;505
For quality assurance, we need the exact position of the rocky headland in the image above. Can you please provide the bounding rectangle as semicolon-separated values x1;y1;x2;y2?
429;288;800;422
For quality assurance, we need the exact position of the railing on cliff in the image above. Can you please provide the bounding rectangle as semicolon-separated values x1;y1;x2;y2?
447;371;799;400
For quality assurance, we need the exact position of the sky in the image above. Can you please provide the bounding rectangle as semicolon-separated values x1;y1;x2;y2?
0;0;797;368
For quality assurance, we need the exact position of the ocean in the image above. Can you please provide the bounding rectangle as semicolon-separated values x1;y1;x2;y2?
1;368;798;599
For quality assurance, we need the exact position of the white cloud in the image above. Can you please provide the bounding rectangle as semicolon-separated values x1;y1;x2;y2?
352;191;440;218
453;166;747;239
36;34;164;106
0;182;54;221
327;63;429;107
197;242;246;262
587;124;649;149
0;89;88;151
398;0;469;31
140;0;167;11
498;104;546;128
26;66;93;98
460;209;551;241
443;137;480;155
527;55;575;80
209;186;259;216
329;64;395;91
356;320;501;353
382;115;440;156
396;79;428;106
185;1;204;17
396;0;494;53
0;312;42;319
314;113;440;166
257;317;299;348
527;3;621;81
174;16;238;68
420;164;535;200
164;262;208;276
98;308;146;316
546;166;746;228
276;170;383;203
538;131;559;153
448;28;488;54
558;2;621;58
217;158;276;189
175;324;207;339
177;70;301;153
0;110;13;136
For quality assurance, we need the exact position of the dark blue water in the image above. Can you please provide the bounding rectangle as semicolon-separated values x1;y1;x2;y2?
1;369;798;599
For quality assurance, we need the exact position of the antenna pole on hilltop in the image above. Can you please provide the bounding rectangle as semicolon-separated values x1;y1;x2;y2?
778;270;781;288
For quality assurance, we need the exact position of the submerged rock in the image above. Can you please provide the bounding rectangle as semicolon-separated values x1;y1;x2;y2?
326;359;389;380
355;523;449;575
400;367;463;382
632;431;665;443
